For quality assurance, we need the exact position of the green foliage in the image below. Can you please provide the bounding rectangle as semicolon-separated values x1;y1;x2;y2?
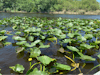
0;0;99;12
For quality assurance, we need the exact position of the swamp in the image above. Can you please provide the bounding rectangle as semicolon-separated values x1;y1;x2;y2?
0;12;100;75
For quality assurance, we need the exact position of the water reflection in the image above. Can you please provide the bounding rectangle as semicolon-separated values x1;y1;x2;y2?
0;12;100;20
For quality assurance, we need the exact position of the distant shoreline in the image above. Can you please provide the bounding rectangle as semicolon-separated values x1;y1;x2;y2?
1;10;100;15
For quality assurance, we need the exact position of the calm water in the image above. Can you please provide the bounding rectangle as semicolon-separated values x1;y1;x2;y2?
0;12;100;74
0;12;100;20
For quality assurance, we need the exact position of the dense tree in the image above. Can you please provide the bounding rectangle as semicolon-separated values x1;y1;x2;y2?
0;0;100;12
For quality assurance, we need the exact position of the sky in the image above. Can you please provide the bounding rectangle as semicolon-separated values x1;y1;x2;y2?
97;0;100;2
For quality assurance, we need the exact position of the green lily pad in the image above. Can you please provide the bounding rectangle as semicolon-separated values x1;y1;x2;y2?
30;47;41;58
67;22;73;27
79;55;96;61
80;43;95;49
36;55;56;66
3;42;11;46
28;36;34;41
67;46;79;52
39;45;50;48
0;30;6;34
9;64;25;73
15;32;21;35
16;41;27;45
84;34;93;39
28;68;49;75
25;40;41;47
67;33;74;38
15;47;25;53
77;36;86;42
63;39;72;43
12;36;25;41
54;63;71;70
0;36;8;41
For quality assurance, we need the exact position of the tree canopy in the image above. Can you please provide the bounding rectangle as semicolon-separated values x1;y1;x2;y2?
0;0;99;12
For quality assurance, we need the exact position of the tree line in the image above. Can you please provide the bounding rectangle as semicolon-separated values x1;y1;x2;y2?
0;0;99;12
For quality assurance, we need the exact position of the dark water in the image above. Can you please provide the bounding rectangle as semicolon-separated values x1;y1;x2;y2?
0;12;100;74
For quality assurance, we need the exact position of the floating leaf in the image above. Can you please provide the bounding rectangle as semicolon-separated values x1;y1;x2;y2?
28;68;49;75
12;36;25;41
30;47;41;58
54;63;71;70
3;42;11;46
67;46;79;52
28;36;34;41
63;39;72;43
36;55;56;66
67;33;74;38
15;47;25;53
39;45;50;48
80;55;96;61
25;40;41;47
80;43;95;49
16;41;27;45
9;64;25;73
0;36;8;41
77;36;86;42
84;34;93;39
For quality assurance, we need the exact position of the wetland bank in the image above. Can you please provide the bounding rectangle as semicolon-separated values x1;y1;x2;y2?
0;13;100;75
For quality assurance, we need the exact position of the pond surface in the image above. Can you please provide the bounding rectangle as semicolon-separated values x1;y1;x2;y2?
0;12;100;74
0;12;100;20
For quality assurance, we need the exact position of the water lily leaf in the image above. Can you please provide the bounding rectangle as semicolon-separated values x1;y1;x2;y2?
30;47;41;58
15;47;25;53
39;45;50;48
9;64;25;73
28;68;49;75
95;40;100;44
67;33;74;38
0;30;6;34
40;35;45;40
54;63;71;70
63;39;72;43
15;32;21;35
58;34;66;39
47;37;57;42
3;42;11;46
36;55;56;66
0;36;8;41
77;36;86;42
97;54;100;58
84;34;93;39
16;41;27;45
28;36;34;41
12;36;25;41
33;33;40;36
67;23;73;27
80;43;95;49
77;51;96;61
67;46;79;52
79;55;96;61
25;40;41;47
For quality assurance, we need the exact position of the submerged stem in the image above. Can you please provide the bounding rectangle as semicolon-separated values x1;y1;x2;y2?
64;55;75;63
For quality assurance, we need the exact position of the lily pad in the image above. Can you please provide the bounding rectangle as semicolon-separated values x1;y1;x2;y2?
67;46;79;52
30;47;41;58
54;63;71;70
36;55;56;66
28;68;49;75
9;64;25;73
